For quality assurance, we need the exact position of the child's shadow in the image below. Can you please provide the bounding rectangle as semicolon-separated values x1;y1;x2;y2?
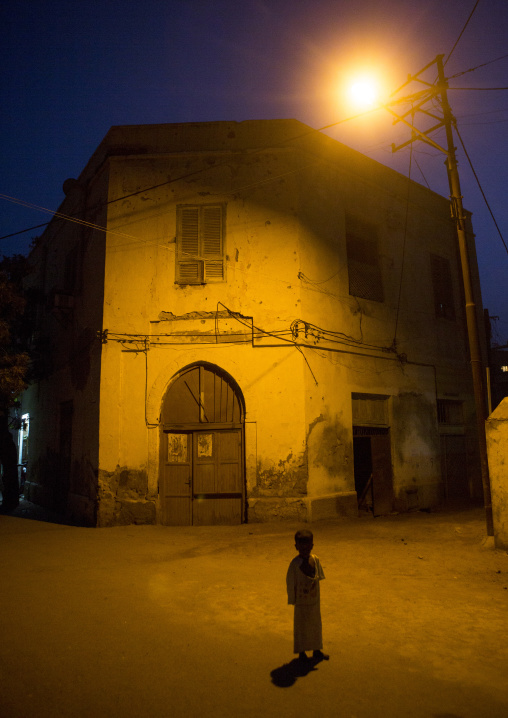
270;654;325;687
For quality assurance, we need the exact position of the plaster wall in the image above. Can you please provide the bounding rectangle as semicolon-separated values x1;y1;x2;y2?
96;144;313;524
291;149;478;514
486;398;508;550
97;339;309;525
295;152;470;368
22;169;108;524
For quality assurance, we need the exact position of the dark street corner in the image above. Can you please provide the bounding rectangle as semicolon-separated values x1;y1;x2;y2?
1;502;508;718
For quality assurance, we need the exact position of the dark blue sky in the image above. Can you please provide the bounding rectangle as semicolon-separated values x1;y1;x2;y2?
1;0;507;341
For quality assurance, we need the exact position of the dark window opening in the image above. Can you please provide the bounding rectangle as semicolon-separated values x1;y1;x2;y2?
346;231;384;303
437;399;464;425
430;253;455;320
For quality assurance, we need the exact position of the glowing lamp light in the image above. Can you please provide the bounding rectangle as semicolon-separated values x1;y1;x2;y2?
347;76;380;110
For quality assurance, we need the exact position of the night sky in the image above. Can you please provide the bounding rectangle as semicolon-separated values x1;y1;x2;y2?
1;0;507;341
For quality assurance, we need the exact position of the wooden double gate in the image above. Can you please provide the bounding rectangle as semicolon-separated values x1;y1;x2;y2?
159;364;245;525
161;429;243;525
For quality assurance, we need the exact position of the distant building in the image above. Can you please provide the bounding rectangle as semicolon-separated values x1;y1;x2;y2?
21;120;487;526
484;312;508;412
489;345;508;412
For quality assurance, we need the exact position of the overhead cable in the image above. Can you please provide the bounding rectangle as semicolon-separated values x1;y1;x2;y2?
454;126;508;255
393;129;413;347
450;53;508;78
448;86;508;91
1;108;383;243
444;0;480;67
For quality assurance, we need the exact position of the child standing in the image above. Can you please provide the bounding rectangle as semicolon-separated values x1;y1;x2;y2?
286;529;329;661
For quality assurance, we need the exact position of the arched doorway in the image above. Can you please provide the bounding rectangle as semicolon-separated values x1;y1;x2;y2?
159;363;245;525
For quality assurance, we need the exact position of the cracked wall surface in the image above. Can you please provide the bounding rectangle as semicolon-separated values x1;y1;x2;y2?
97;466;156;527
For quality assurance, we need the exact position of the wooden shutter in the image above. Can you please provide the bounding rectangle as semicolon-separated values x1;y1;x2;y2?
177;207;202;283
202;206;224;281
180;207;200;256
202;206;222;256
178;261;203;283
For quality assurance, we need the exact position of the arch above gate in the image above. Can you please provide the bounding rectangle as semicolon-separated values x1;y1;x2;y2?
161;362;245;428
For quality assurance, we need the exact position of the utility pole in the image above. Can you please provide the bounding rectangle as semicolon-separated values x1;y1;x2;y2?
387;55;494;535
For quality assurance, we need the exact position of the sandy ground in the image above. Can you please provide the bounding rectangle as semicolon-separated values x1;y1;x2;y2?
1;502;508;718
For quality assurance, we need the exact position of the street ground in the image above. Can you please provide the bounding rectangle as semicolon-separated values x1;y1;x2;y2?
1;501;508;718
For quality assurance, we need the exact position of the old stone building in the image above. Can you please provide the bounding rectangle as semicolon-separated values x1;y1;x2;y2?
21;119;486;526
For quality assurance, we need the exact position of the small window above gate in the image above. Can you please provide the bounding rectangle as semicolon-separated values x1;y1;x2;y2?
352;393;389;426
162;364;244;427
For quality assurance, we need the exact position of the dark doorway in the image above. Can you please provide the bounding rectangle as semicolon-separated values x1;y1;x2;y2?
440;434;469;499
353;436;372;507
353;427;393;516
56;400;73;512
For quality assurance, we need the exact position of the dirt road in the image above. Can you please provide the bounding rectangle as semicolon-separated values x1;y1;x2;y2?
1;505;507;717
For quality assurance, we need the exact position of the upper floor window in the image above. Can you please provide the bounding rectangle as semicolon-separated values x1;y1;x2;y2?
176;205;225;284
430;253;455;320
63;245;79;294
437;399;463;425
346;214;384;302
346;230;384;303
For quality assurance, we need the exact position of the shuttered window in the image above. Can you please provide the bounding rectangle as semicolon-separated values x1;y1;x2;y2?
176;205;225;284
430;253;455;320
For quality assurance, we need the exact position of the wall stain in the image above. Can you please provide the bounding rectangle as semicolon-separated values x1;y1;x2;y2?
309;420;351;475
392;391;438;467
307;414;352;476
253;449;308;497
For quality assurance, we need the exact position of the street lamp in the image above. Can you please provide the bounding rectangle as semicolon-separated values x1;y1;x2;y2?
347;76;380;110
378;55;494;535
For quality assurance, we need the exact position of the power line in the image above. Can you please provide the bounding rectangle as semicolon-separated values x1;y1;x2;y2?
0;110;382;244
454;125;508;256
444;0;480;67
393;132;413;347
1;79;505;250
412;155;431;189
0;193;141;242
448;86;508;91
458;107;508;120
0;222;49;241
450;53;508;79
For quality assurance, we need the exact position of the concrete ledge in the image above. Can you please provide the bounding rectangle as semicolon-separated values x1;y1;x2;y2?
307;492;358;521
247;497;307;523
248;493;359;523
393;482;443;513
98;496;156;527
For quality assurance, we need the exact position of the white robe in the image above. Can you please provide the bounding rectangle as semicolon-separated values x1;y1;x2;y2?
286;554;325;653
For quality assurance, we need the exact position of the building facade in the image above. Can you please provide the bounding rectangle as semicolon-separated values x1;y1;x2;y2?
21;119;486;526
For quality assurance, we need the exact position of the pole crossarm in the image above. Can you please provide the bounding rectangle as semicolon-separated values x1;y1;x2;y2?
385;55;456;158
384;105;448;155
389;91;438;121
389;55;444;97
